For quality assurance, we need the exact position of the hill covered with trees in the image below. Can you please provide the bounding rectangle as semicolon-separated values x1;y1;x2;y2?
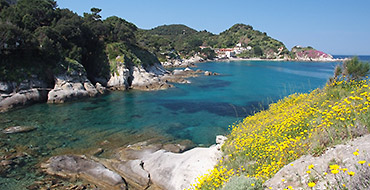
0;0;158;83
137;23;289;61
1;0;296;83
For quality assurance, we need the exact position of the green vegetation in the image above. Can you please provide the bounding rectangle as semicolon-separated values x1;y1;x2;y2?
342;57;370;81
137;23;289;60
1;1;290;83
191;58;370;189
0;0;154;83
210;24;289;58
330;57;370;83
137;24;214;59
221;176;262;190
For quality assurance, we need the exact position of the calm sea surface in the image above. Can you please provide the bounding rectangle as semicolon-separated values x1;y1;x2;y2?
333;55;370;62
0;60;340;188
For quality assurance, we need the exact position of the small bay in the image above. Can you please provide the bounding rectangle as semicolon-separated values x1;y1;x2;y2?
0;60;339;188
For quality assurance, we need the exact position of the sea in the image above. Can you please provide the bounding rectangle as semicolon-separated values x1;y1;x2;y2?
0;59;360;188
333;55;370;62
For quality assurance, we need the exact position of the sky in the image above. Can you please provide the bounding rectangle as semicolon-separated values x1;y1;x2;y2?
56;0;370;55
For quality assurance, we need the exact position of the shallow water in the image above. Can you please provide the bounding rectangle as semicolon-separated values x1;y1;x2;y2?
0;60;339;188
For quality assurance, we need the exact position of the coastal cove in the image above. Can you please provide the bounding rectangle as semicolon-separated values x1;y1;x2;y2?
0;60;339;188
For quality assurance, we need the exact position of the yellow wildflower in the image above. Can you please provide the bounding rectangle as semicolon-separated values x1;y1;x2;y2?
329;164;340;170
308;182;316;187
348;171;355;176
358;160;366;165
331;169;339;174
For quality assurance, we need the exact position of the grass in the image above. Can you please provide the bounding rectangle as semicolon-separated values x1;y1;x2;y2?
189;78;370;190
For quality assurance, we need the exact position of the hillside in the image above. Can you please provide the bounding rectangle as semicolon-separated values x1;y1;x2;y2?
137;24;215;61
0;0;159;83
137;23;289;62
208;24;289;58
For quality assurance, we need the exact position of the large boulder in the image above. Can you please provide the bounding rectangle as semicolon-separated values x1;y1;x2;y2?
0;88;49;112
42;155;127;190
109;136;225;190
0;77;50;112
47;74;98;103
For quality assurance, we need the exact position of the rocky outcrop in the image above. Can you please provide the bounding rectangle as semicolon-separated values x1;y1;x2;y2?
106;136;226;190
0;77;50;112
106;58;214;91
42;155;127;190
162;68;206;84
131;63;173;91
107;61;130;90
41;136;226;190
47;74;99;103
291;46;336;62
264;134;370;190
162;55;206;68
1;58;217;111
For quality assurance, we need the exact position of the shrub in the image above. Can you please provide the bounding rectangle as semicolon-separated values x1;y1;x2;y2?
342;57;370;81
221;176;262;190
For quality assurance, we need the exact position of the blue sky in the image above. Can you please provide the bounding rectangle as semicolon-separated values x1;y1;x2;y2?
57;0;370;55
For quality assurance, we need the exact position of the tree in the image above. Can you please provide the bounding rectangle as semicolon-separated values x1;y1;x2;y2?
342;57;370;81
0;0;9;12
104;16;137;44
253;46;263;57
14;0;57;30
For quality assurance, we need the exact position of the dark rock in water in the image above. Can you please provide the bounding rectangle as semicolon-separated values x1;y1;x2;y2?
42;155;127;190
2;126;37;134
81;106;98;111
131;114;142;119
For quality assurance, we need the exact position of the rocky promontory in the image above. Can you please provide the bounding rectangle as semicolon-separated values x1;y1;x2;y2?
290;46;337;62
162;55;208;68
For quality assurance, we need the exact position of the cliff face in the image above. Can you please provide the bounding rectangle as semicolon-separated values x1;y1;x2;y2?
0;78;49;112
291;46;334;61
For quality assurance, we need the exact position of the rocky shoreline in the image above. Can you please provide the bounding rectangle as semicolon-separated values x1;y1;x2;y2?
1;53;345;113
0;60;218;112
36;135;227;190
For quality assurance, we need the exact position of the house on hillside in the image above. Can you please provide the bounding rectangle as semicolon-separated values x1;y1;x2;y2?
215;48;235;58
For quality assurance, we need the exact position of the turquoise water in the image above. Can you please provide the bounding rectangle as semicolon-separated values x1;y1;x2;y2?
0;60;339;188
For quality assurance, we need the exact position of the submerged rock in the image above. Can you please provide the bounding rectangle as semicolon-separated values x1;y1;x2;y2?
42;155;127;190
2;126;37;134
